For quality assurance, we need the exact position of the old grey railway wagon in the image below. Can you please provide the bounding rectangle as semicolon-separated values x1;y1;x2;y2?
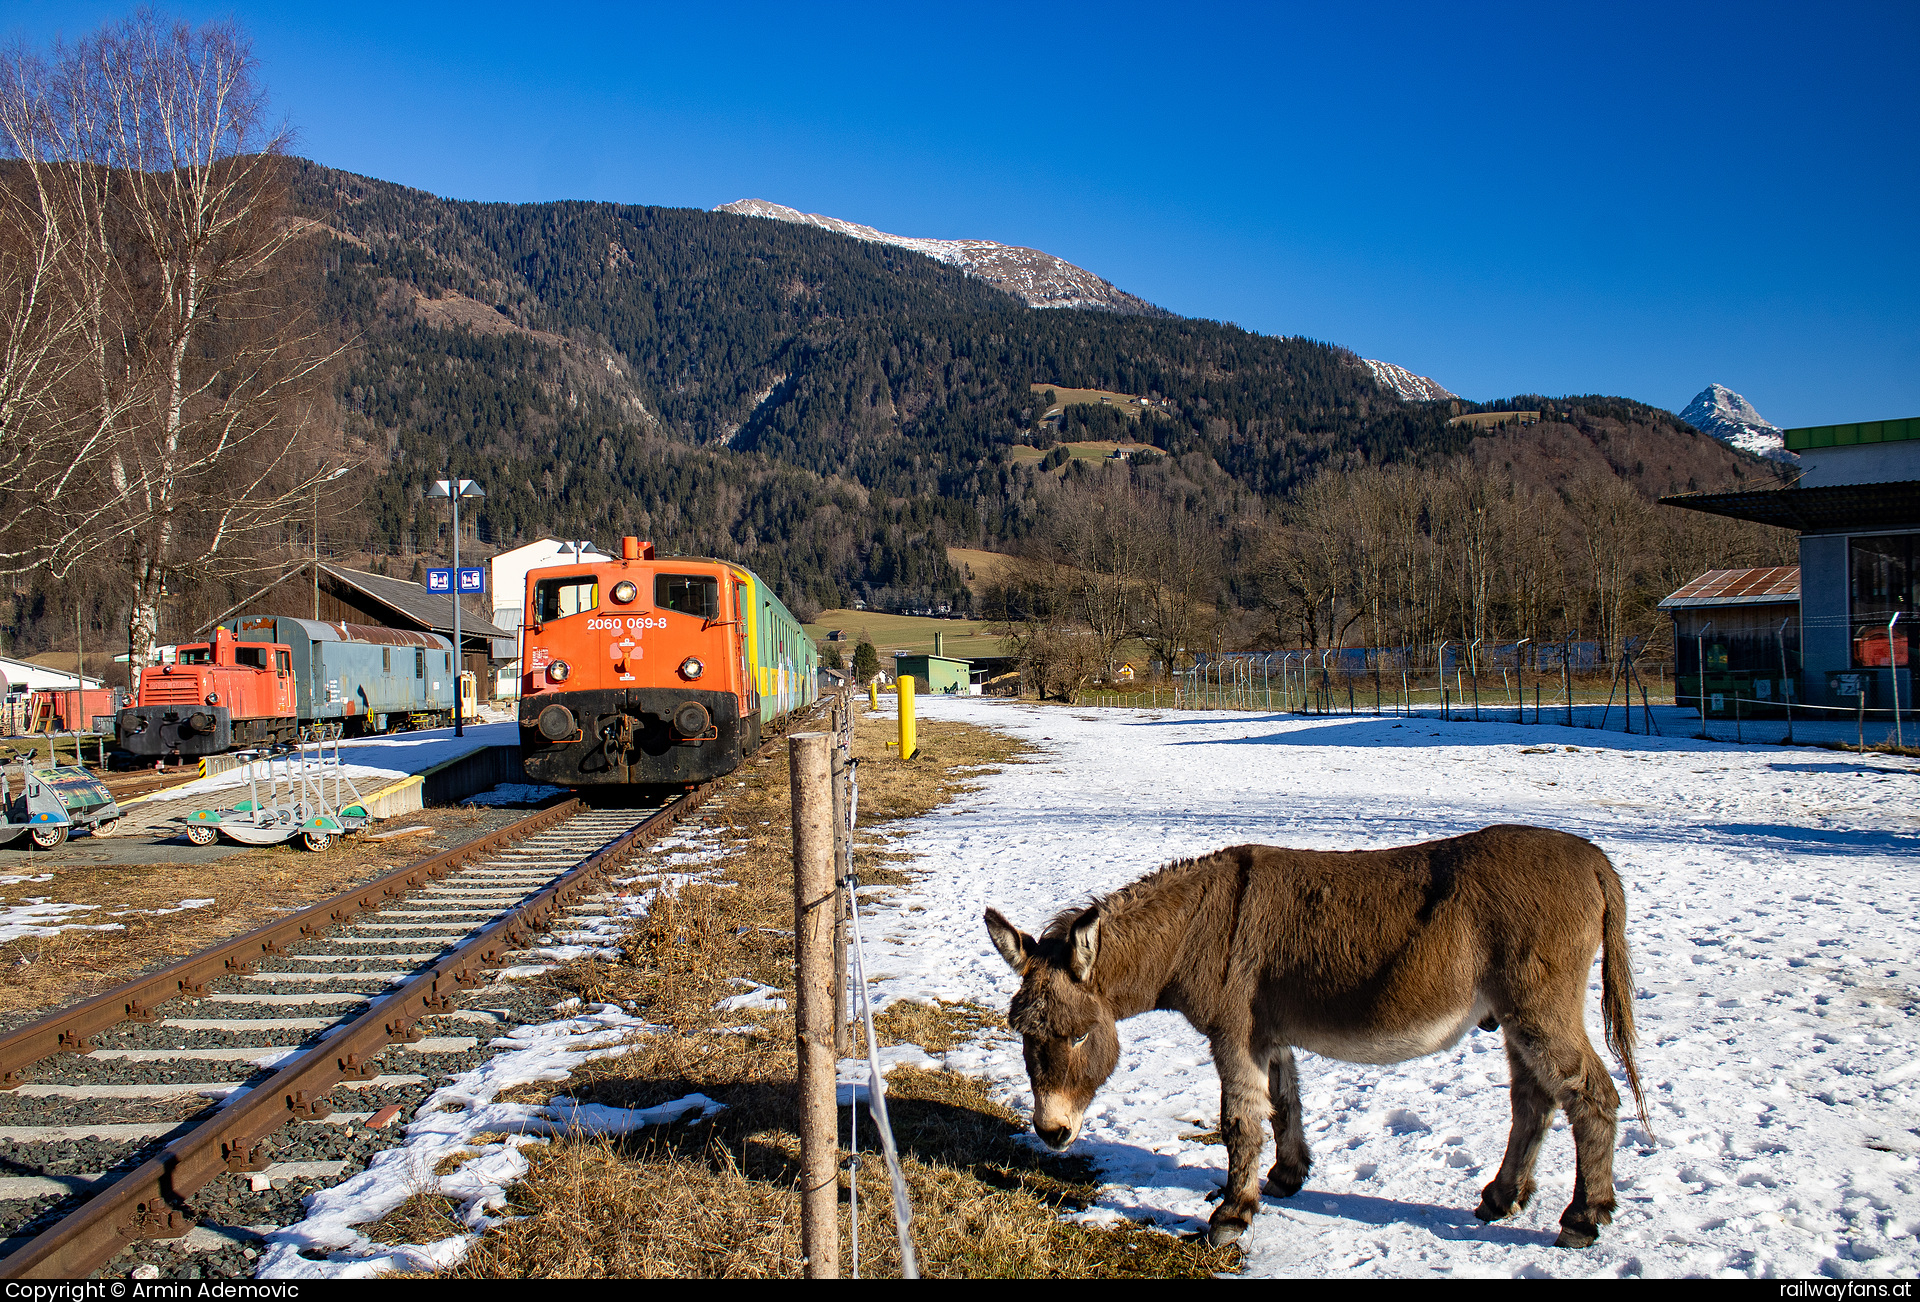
232;615;457;736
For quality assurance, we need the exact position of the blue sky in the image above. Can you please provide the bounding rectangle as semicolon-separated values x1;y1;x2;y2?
11;1;1916;426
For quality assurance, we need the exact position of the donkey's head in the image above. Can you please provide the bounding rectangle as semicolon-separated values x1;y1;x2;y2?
983;905;1120;1151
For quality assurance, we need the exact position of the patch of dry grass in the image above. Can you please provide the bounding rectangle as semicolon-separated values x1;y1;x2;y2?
362;1193;468;1246
874;999;1001;1055
444;706;1238;1277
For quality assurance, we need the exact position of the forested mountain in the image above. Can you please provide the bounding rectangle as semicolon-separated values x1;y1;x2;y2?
288;160;1774;623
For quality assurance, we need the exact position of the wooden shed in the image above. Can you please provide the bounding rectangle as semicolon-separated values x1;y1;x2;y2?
1658;566;1800;716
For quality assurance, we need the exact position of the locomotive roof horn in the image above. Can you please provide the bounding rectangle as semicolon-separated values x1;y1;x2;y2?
622;537;656;561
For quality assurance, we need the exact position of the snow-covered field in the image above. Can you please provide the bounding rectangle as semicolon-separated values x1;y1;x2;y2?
858;696;1920;1279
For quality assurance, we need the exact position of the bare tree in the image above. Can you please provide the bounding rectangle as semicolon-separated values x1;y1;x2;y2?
1136;496;1222;676
0;14;342;664
1036;474;1150;680
1259;472;1365;649
989;553;1102;702
0;43;133;576
1565;467;1653;661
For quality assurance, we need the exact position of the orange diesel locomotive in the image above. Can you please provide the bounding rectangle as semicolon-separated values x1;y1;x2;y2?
517;538;817;787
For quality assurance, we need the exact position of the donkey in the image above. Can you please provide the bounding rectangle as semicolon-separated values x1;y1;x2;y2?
983;825;1649;1249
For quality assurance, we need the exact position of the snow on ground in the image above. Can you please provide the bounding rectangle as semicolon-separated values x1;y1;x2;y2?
0;895;215;943
256;1000;718;1279
142;722;518;805
257;850;727;1278
854;696;1920;1279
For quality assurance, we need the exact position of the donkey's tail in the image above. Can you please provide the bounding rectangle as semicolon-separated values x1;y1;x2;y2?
1598;859;1652;1133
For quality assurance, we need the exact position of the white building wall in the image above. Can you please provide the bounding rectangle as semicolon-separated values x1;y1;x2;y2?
1798;441;1920;488
0;657;104;692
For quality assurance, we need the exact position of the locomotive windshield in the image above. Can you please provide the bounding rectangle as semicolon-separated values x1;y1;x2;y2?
535;576;598;622
656;574;719;619
177;647;212;664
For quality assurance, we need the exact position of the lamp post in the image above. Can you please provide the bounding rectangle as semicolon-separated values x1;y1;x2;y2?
1694;621;1712;738
427;477;485;737
314;467;351;619
1514;638;1531;723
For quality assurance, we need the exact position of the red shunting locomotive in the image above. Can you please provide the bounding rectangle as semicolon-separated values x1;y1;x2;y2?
118;625;298;758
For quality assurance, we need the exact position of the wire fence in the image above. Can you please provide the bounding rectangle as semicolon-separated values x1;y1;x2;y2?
1073;671;1916;753
835;701;918;1278
1081;654;1667;730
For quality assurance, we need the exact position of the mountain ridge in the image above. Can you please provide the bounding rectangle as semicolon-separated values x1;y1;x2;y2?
1360;358;1457;403
282;159;1770;620
717;197;1461;406
713;197;1168;316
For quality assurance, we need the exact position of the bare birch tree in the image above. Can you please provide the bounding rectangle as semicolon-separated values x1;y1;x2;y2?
0;14;341;664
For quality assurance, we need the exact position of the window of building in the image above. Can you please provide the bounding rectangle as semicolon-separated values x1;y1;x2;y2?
656;574;719;619
1849;533;1915;668
534;576;598;622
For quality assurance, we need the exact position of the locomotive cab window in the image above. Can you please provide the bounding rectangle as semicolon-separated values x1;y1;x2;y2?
235;646;268;670
178;647;211;665
656;574;718;619
276;650;292;673
535;576;598;622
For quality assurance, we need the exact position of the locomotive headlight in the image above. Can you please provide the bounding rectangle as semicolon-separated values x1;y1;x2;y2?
205;693;220;705
611;580;638;604
679;657;704;680
547;660;571;683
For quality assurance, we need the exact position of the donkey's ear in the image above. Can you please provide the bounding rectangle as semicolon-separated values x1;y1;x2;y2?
983;908;1032;974
1066;907;1101;983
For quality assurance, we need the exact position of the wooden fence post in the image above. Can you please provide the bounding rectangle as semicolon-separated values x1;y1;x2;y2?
830;698;852;1058
789;731;838;1279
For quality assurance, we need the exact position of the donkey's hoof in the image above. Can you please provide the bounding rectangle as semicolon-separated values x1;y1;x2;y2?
1474;1191;1512;1222
1553;1223;1599;1249
1206;1217;1247;1248
1263;1170;1307;1199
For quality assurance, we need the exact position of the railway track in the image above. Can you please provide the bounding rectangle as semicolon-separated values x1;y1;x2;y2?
0;769;738;1279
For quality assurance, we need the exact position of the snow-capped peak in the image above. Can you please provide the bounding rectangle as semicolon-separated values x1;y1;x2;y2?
713;198;1163;315
1680;383;1794;463
1361;359;1456;403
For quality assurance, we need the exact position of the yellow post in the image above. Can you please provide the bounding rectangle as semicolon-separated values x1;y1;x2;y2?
868;680;879;712
886;675;917;760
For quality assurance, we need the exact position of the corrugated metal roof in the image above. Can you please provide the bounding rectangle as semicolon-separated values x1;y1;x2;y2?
319;565;513;640
1658;566;1800;610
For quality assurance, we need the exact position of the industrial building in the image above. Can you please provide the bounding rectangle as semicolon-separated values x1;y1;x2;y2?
1663;415;1917;715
